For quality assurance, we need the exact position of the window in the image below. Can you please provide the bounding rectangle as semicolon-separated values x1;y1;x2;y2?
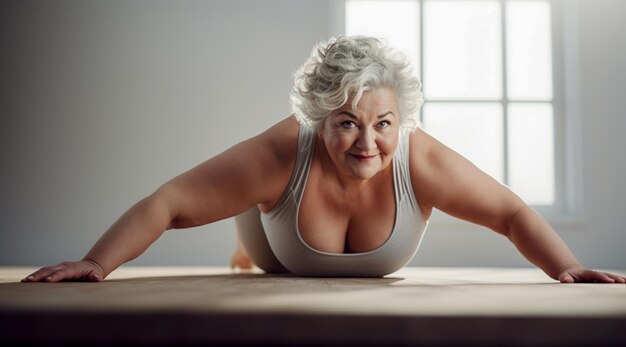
342;0;577;215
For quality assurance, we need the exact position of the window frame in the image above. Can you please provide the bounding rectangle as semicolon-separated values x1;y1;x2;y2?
331;0;585;227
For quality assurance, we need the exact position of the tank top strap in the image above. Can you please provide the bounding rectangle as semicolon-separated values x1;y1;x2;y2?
393;128;420;212
291;124;316;200
267;123;315;216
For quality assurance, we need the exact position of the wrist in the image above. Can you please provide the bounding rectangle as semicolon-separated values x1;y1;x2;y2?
553;263;582;278
82;258;106;276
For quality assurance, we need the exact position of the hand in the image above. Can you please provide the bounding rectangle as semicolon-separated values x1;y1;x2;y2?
558;265;626;284
21;259;105;283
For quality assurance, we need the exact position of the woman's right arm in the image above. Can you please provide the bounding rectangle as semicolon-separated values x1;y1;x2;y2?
22;117;299;283
22;190;174;282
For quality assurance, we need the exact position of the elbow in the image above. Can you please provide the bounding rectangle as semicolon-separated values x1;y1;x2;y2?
501;204;528;240
149;185;180;230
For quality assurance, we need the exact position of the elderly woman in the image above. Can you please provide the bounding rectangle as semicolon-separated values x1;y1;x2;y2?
23;36;625;283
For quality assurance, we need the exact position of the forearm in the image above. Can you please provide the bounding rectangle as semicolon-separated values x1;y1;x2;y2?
506;206;580;280
83;190;174;277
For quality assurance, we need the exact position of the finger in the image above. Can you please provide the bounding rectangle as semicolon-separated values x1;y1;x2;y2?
21;271;39;282
583;270;614;283
559;273;575;283
605;273;626;284
595;271;616;283
88;272;102;282
44;269;70;283
22;266;62;282
42;263;81;282
47;263;96;282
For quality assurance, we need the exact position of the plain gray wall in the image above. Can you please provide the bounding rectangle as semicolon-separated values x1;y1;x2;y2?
1;0;624;270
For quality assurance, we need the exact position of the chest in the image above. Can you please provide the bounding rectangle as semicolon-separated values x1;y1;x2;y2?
297;165;396;254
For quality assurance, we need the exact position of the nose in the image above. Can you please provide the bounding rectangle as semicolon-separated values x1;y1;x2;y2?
355;127;376;151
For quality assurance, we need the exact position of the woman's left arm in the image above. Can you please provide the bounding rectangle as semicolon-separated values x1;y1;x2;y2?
506;205;624;283
409;128;625;283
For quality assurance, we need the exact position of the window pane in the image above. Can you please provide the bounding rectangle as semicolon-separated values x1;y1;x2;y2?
506;1;553;100
423;103;503;181
345;0;420;77
423;1;502;100
508;103;555;205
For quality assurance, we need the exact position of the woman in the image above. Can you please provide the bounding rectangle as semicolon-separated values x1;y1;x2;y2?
22;36;625;283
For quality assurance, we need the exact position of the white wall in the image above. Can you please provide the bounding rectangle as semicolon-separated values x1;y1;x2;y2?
0;0;330;266
1;0;624;271
576;0;626;267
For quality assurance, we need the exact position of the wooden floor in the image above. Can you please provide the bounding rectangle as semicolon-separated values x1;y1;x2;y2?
1;266;625;346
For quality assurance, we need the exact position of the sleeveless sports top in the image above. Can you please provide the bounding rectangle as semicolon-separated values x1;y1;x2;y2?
260;124;429;277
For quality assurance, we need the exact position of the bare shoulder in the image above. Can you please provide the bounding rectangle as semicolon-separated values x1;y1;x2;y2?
407;127;523;232
257;115;300;166
254;115;301;211
159;115;301;228
407;127;445;178
407;126;477;210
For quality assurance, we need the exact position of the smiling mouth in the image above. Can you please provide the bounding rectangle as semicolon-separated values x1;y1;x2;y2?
350;154;378;161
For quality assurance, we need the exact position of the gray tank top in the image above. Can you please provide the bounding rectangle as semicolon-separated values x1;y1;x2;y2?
260;124;429;277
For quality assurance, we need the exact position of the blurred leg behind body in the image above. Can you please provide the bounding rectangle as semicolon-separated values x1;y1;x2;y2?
232;206;289;274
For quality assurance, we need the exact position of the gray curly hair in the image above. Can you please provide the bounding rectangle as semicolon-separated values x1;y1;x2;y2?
290;35;424;130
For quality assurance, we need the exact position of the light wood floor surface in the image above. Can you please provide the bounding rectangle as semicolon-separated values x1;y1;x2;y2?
1;266;625;346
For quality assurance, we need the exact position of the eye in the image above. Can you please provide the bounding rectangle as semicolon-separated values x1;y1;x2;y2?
377;120;391;128
340;120;357;128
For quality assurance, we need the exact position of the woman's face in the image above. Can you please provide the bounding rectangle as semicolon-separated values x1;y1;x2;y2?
319;87;400;181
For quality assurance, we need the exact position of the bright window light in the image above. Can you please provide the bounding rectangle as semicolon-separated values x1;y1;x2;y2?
344;0;556;206
345;0;420;77
423;102;504;182
506;1;553;100
508;103;555;205
424;0;502;100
